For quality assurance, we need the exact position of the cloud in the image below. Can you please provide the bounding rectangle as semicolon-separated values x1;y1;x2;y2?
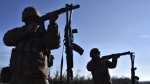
138;35;149;38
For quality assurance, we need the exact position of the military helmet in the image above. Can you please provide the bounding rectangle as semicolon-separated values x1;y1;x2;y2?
90;48;100;57
22;6;41;22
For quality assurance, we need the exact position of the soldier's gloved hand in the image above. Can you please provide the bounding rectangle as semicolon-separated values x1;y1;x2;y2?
25;23;39;33
49;12;59;24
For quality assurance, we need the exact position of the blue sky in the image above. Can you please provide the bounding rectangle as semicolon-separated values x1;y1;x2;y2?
0;0;150;81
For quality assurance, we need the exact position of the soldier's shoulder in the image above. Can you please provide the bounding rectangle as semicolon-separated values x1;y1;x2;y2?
6;27;22;31
87;59;95;64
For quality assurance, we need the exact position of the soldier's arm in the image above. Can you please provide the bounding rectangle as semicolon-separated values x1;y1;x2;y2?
106;59;117;69
42;23;61;50
3;27;29;46
86;61;101;71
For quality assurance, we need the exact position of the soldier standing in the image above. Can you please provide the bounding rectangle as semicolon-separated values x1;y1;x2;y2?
86;48;120;84
3;6;60;84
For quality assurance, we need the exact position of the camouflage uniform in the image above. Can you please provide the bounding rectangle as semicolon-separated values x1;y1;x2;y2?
87;58;117;84
3;15;60;84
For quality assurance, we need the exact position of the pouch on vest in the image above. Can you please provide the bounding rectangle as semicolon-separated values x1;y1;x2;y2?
1;66;12;83
48;54;54;67
44;50;54;67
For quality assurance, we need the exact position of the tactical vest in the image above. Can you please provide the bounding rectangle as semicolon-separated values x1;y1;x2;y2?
90;59;112;84
9;36;49;79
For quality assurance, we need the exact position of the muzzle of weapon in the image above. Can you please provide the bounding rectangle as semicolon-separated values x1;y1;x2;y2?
72;43;84;55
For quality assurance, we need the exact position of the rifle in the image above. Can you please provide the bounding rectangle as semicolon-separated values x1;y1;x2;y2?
102;51;139;84
63;4;84;84
22;4;80;34
130;53;139;84
101;51;132;60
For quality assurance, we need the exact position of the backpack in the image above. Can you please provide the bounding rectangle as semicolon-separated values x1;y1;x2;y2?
1;66;12;83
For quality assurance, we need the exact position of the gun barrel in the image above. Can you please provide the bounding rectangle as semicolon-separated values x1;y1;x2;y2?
22;4;80;27
119;51;133;55
101;51;133;59
39;4;80;22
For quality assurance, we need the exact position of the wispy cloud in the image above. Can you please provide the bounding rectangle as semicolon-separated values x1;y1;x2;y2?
138;35;149;38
